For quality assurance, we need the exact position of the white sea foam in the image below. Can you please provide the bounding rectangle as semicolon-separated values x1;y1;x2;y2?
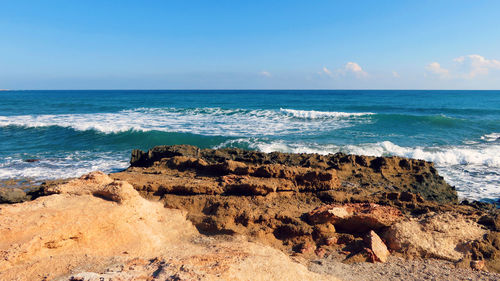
481;132;500;142
0;107;373;137
280;108;374;119
0;151;129;180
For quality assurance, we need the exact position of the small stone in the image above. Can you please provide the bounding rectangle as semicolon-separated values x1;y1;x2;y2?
365;230;390;263
470;260;486;271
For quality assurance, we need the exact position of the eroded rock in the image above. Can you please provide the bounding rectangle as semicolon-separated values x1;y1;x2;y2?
384;212;486;261
0;172;338;281
308;203;402;233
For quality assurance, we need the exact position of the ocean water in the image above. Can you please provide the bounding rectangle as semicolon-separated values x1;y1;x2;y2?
1;90;499;202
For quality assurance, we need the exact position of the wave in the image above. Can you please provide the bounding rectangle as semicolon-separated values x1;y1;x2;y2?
0;107;373;137
0;151;130;180
279;108;374;119
481;133;500;142
235;139;500;168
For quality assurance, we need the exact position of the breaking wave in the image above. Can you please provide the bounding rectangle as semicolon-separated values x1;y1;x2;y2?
0;107;374;136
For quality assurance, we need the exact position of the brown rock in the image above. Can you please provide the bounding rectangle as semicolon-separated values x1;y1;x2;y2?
364;230;390;262
128;145;457;203
308;203;402;233
0;187;27;204
471;260;487;271
313;223;336;243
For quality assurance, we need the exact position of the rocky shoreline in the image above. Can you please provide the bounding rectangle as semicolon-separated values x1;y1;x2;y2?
1;145;500;280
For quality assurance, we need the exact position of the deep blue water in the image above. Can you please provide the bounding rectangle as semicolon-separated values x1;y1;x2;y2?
1;90;499;201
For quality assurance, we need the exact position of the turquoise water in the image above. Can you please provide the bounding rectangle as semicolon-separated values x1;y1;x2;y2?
1;90;499;201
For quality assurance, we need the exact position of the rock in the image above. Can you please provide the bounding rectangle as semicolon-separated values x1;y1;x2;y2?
471;260;486;271
313;223;336;243
128;145;458;203
0;171;338;281
384;212;486;261
0;187;27;204
130;145;201;167
106;145;475;268
307;203;402;233
364;230;390;262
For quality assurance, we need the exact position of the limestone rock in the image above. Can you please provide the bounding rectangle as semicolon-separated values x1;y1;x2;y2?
384;212;486;261
0;172;338;281
128;145;458;203
365;230;390;262
0;187;27;203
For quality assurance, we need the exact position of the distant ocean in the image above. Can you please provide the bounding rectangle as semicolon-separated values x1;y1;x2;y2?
1;90;499;202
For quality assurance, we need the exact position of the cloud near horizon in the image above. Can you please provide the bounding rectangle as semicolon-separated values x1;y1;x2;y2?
427;54;500;79
259;71;271;77
343;62;368;78
320;62;368;78
426;62;450;78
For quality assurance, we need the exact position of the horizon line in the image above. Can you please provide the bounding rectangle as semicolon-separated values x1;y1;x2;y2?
2;89;500;91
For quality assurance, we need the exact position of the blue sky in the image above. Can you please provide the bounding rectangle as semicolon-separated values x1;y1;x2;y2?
1;0;499;89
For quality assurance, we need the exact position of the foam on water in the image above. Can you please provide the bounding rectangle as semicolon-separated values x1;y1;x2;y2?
0;151;129;180
0;107;373;137
280;108;374;119
482;133;500;142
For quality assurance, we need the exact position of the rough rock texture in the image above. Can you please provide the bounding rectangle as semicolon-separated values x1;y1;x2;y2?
307;203;402;233
107;144;493;269
129;145;457;203
384;212;486;261
4;145;499;277
0;172;337;281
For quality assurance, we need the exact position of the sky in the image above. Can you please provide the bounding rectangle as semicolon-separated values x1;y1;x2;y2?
1;0;500;89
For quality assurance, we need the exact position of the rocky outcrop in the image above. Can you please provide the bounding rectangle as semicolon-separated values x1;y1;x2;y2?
129;145;457;203
0;172;338;281
4;145;497;275
107;145;468;264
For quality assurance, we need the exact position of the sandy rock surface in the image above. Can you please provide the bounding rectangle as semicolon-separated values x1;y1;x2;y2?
384;212;486;261
0;172;337;281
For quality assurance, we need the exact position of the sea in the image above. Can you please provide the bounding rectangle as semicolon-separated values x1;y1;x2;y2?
0;90;499;202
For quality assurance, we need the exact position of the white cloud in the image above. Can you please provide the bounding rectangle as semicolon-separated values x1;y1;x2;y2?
453;54;500;78
343;62;368;78
320;62;368;79
321;66;333;76
392;71;400;78
259;71;271;77
426;62;450;78
427;54;500;80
